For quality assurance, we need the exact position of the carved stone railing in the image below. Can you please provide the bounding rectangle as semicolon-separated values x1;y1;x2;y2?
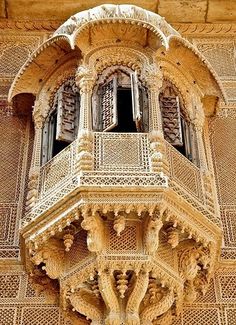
38;140;77;199
94;132;150;172
165;140;220;226
24;132;220;227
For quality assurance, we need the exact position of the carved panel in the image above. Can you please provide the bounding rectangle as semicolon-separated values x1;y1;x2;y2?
0;275;20;298
107;222;138;252
0;112;32;259
0;270;78;324
166;141;203;201
217;275;236;302
182;308;220;325
20;307;60;325
225;308;236;325
221;209;236;247
209;117;236;206
0;308;17;325
194;39;236;80
0;36;42;77
94;132;150;172
39;140;76;197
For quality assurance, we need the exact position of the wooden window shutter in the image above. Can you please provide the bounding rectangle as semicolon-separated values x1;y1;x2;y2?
139;87;149;132
100;76;118;131
56;87;79;143
41;121;49;165
160;93;183;146
130;71;142;131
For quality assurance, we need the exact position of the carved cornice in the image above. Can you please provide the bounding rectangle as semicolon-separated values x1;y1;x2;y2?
0;19;61;32
0;20;235;37
173;23;236;37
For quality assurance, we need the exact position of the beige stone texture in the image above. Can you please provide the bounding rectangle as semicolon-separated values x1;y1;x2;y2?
158;0;207;23
5;0;158;20
207;0;236;22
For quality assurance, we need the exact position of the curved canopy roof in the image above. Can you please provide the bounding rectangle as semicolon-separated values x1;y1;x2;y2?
8;4;226;103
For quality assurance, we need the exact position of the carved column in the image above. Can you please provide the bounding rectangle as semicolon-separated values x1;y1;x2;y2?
25;100;45;213
75;65;96;172
192;103;215;211
193;114;208;172
145;65;163;133
145;66;169;177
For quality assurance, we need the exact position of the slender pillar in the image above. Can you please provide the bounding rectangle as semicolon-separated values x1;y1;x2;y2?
146;65;169;177
192;101;215;211
75;65;96;172
25;100;45;213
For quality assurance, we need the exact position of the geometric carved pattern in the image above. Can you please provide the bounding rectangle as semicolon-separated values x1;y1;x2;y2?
0;271;71;324
0;308;17;325
167;142;202;201
182;308;220;325
221;209;236;247
20;307;60;325
108;223;138;252
225;308;236;325
0;116;26;202
0;204;17;244
218;275;236;301
0;37;41;78
0;275;20;298
209;117;236;206
94;132;150;172
196;41;236;80
40;141;76;197
67;230;90;268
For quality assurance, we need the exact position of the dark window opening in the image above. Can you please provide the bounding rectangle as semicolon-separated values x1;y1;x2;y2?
93;69;149;133
112;88;137;133
51;111;68;157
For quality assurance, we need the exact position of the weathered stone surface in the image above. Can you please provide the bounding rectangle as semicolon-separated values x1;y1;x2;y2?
207;0;236;22
0;0;6;18
158;0;207;22
6;0;158;20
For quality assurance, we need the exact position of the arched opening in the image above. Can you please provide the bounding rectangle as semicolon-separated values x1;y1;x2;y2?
41;77;80;165
92;67;149;133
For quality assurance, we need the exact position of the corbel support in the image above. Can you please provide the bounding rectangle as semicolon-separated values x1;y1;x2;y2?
126;269;149;325
98;270;121;325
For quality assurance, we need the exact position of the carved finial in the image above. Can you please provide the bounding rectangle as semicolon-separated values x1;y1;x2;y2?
63;233;74;252
113;214;126;236
116;270;129;298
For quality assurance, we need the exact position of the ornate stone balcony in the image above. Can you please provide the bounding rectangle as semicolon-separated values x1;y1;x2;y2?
9;4;225;324
23;132;219;227
20;131;222;324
